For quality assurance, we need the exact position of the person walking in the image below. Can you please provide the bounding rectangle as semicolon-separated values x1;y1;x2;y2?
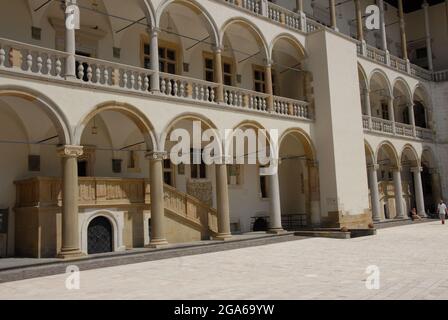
437;200;447;225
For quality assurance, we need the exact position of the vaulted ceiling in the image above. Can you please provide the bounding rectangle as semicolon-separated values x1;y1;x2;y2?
384;0;445;13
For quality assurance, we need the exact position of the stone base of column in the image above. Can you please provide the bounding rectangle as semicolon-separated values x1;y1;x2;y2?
147;239;169;248
212;233;232;241
57;248;86;260
418;212;427;218
268;228;287;235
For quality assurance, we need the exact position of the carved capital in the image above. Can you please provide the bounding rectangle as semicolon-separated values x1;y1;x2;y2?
57;145;84;158
411;166;423;173
146;151;168;161
213;45;224;54
368;164;380;171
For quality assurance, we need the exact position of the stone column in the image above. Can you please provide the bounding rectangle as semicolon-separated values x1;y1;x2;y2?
393;166;406;219
378;0;390;63
431;169;442;205
368;164;381;221
64;0;78;79
295;0;303;12
329;0;338;31
408;102;416;136
58;145;84;259
308;161;321;226
214;161;232;240
213;46;224;103
422;1;434;71
265;61;274;111
150;28;160;92
398;0;408;61
267;163;284;233
354;0;364;42
412;166;426;217
147;151;168;247
388;96;396;133
364;89;372;128
295;0;307;31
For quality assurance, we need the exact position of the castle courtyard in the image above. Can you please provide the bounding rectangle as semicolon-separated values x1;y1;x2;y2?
1;222;447;300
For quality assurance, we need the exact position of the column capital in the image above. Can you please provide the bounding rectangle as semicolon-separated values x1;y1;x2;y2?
57;145;83;158
307;160;319;168
146;151;168;161
265;59;274;68
65;0;77;6
422;1;429;9
392;165;403;172
411;166;423;173
149;27;161;36
368;164;380;171
213;45;224;54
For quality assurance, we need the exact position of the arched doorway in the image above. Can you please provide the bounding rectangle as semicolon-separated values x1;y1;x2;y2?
88;216;113;254
278;129;317;228
421;149;441;214
376;142;400;220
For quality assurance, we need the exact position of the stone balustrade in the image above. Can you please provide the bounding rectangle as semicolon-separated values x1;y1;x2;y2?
363;115;433;141
0;37;312;122
273;96;310;119
14;176;219;234
159;72;218;103
223;85;269;112
0;37;68;79
267;2;302;31
75;55;155;93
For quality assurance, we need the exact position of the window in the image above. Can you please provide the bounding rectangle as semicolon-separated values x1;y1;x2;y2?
260;175;269;199
381;102;389;120
259;166;269;199
190;149;207;179
203;53;233;85
227;164;242;185
416;47;427;60
163;159;174;186
253;66;276;94
142;39;177;74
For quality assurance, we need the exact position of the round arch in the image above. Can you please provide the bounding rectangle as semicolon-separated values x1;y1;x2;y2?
392;77;413;102
0;85;71;145
369;69;392;97
269;33;307;60
358;63;369;90
400;144;420;167
364;140;375;165
160;112;220;151
219;17;270;60
74;101;157;151
376;141;399;167
279;128;316;161
155;0;220;45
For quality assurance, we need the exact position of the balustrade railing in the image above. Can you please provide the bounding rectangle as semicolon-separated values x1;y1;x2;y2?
224;0;261;14
273;96;310;119
224;85;269;112
267;2;302;31
365;45;386;64
75;55;155;93
410;64;433;81
159;72;218;103
433;69;448;82
0;37;68;79
14;176;219;234
363;116;433;141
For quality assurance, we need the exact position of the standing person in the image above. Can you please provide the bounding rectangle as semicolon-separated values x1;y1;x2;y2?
437;200;447;225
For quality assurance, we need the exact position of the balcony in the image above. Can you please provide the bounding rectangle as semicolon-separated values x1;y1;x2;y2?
363;115;433;141
218;0;446;83
0;37;312;122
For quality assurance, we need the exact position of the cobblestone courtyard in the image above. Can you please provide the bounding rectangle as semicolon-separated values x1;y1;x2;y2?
1;222;448;300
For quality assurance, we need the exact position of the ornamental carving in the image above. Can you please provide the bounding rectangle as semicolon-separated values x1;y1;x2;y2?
187;180;213;206
57;145;84;158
